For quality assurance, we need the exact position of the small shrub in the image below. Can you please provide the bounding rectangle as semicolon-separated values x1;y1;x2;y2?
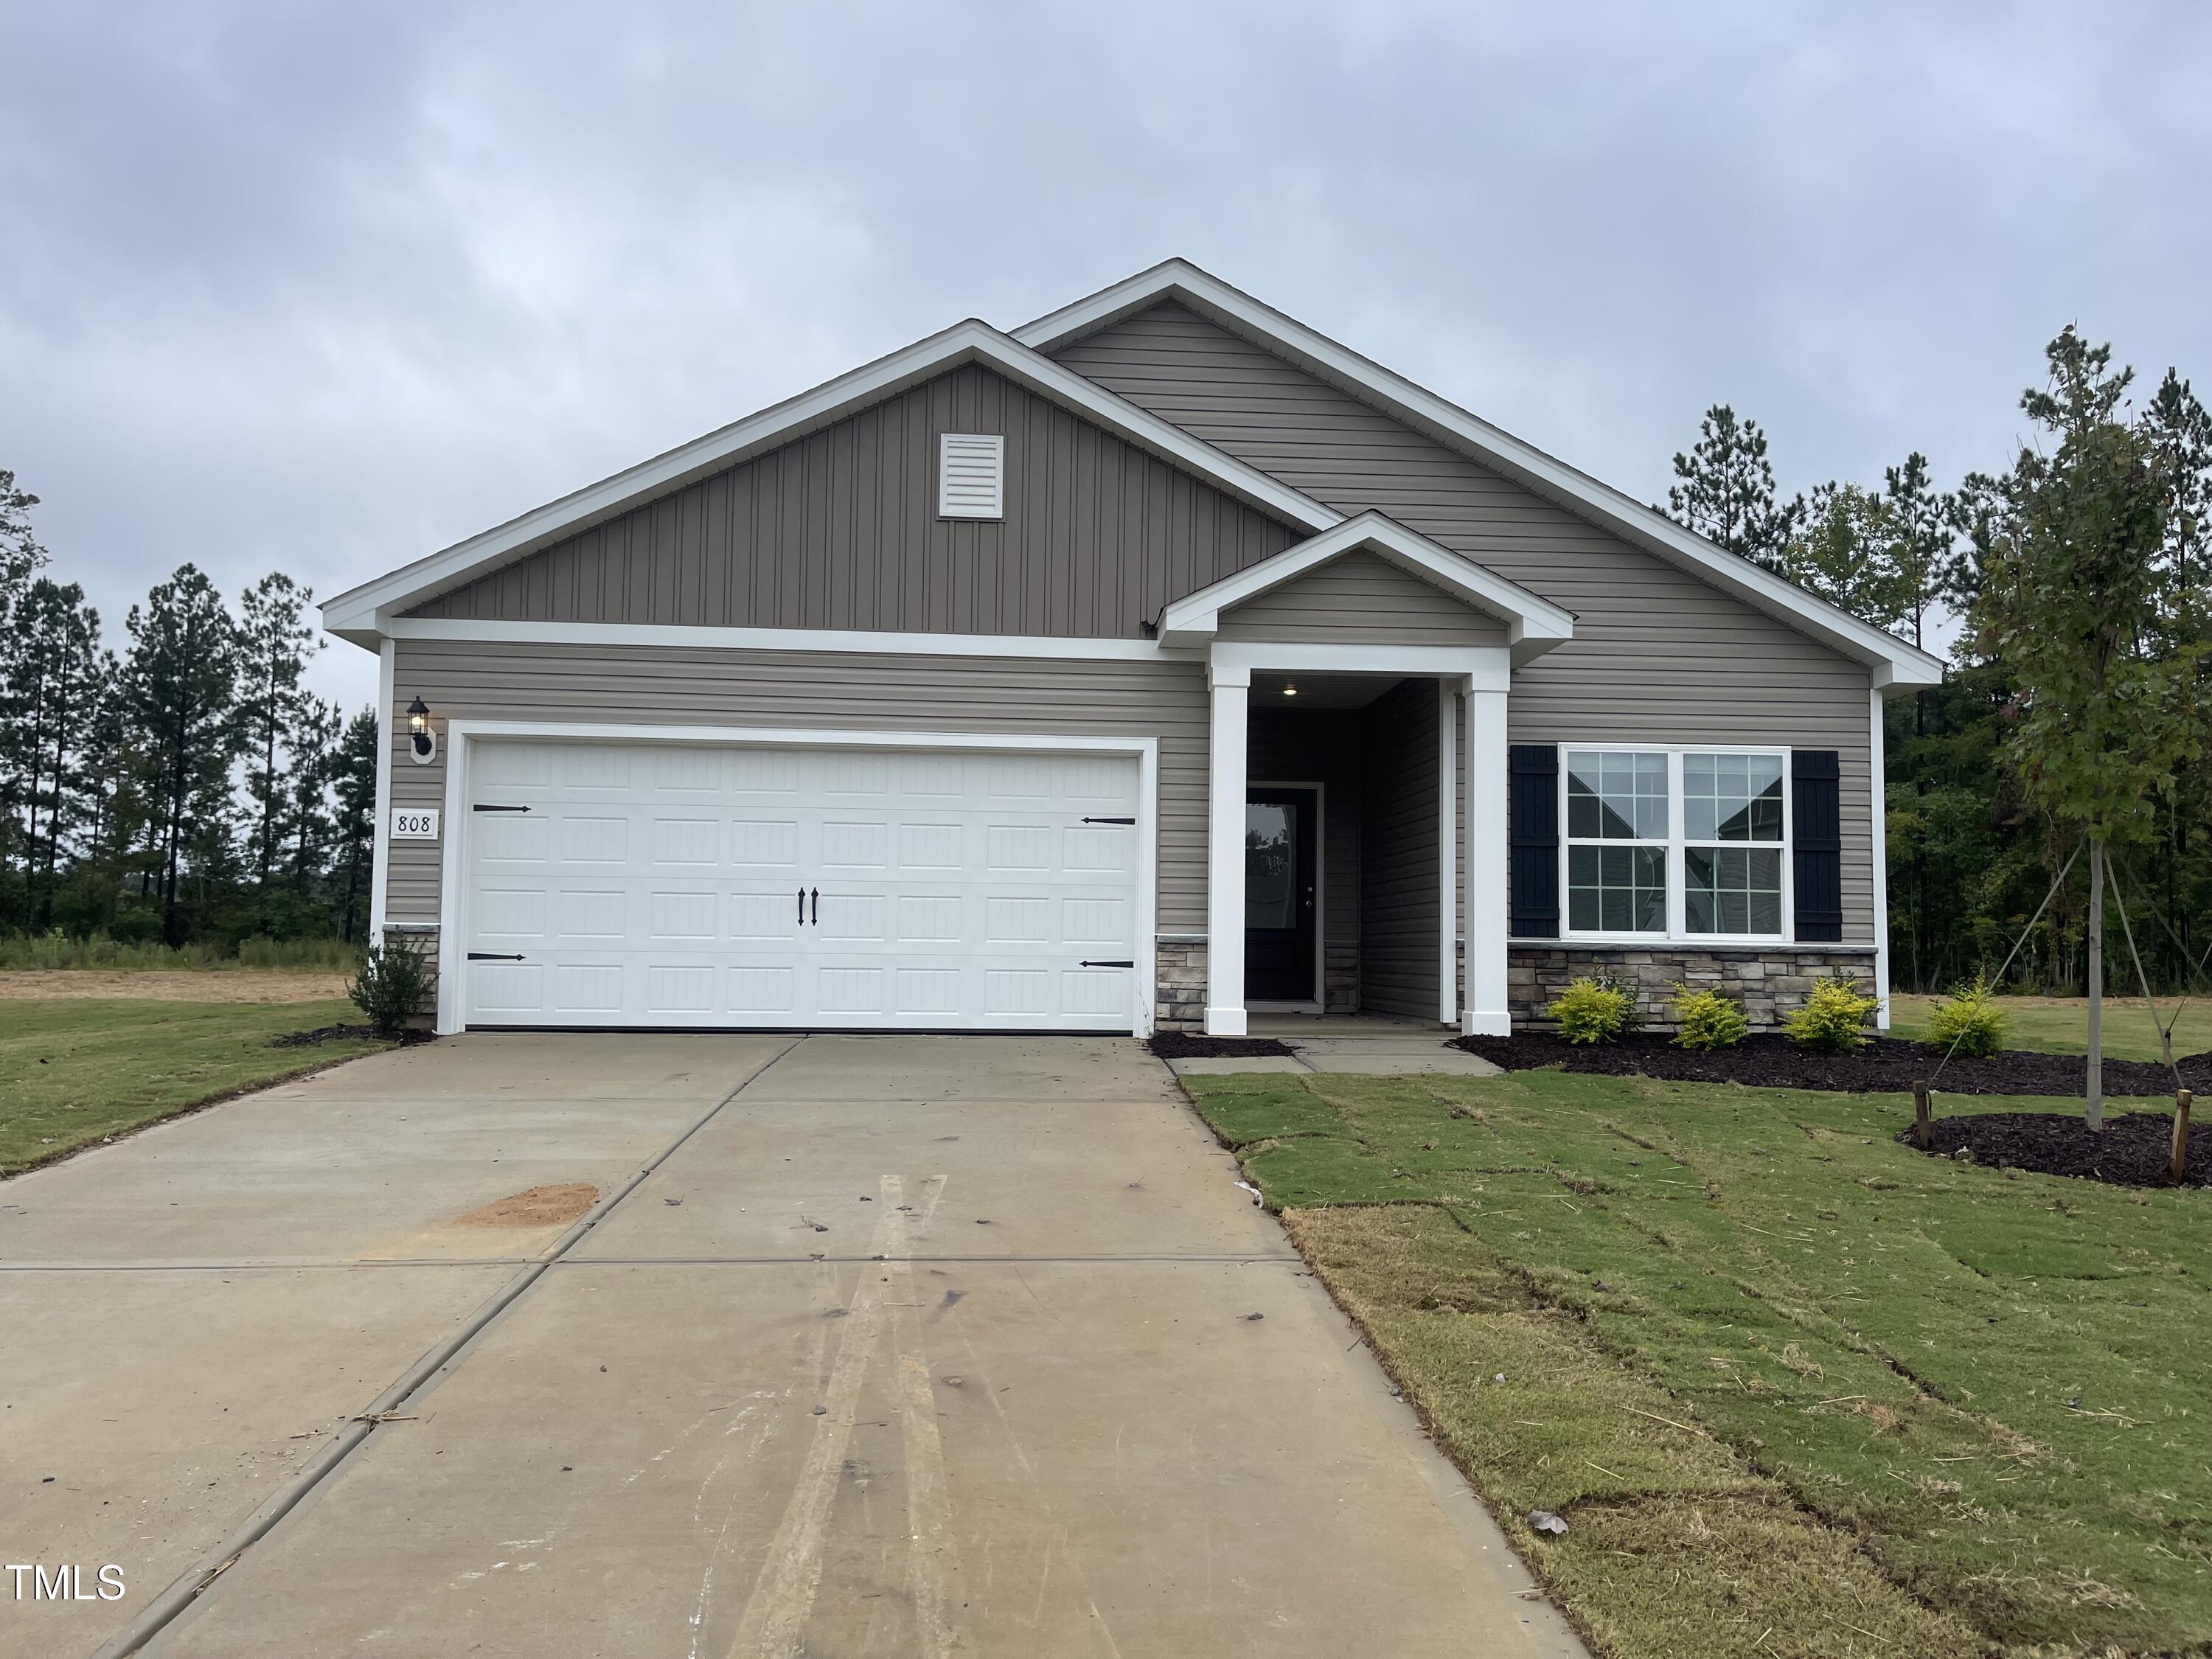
1548;976;1632;1045
351;931;431;1037
1927;975;2006;1058
1669;984;1749;1051
1783;976;1879;1052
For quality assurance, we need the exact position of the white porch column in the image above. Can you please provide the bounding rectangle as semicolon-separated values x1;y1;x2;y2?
1461;681;1512;1035
1205;663;1251;1035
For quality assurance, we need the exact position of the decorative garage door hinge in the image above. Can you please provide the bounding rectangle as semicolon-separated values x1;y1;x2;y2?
1079;959;1135;968
467;952;526;961
471;804;531;813
1080;816;1135;825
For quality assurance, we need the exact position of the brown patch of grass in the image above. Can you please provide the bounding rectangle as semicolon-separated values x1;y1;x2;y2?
1284;1205;1983;1658
453;1183;598;1228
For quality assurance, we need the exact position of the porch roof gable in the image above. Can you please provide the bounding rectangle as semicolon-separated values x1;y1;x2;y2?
1156;511;1575;664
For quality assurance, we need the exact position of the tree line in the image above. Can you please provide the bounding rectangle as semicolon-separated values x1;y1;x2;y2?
1666;327;2208;996
0;475;376;950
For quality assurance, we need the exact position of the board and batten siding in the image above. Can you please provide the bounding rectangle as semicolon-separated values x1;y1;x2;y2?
1216;548;1506;646
383;639;1210;936
406;363;1301;640
1359;678;1443;1018
1052;302;1879;941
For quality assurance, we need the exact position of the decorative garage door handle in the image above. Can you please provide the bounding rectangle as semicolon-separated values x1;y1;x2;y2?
467;952;526;961
1079;959;1135;968
797;888;805;924
471;804;531;813
810;888;819;925
1081;816;1135;825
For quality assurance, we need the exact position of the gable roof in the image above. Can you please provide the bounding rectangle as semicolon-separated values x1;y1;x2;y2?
321;319;1343;647
1158;512;1573;664
1017;260;1943;692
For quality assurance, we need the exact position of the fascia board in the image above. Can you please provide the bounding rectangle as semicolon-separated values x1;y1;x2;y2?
1020;262;1943;690
321;318;1337;639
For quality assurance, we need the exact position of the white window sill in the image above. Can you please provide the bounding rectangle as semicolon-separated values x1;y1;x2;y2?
1534;936;1874;953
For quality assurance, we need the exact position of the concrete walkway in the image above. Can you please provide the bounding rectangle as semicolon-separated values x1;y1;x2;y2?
1;1034;1576;1658
1169;1017;1504;1077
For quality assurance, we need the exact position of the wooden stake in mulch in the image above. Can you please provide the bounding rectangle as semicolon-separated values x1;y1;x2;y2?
2174;1089;2194;1185
1913;1081;1932;1150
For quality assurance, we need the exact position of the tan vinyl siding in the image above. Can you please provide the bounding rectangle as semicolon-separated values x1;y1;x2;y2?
1360;678;1442;1018
406;363;1300;639
384;639;1209;936
1054;303;1877;942
1216;549;1506;645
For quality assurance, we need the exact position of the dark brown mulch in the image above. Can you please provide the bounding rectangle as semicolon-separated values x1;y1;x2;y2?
1147;1032;1295;1060
1905;1110;2205;1188
272;1024;434;1048
1452;1029;2211;1097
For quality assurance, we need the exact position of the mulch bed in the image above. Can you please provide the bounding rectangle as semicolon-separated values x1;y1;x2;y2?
1905;1110;2205;1188
272;1024;434;1048
1147;1032;1295;1060
1453;1030;2211;1098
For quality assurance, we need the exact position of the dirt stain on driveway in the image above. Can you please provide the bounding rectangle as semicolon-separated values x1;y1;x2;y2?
453;1183;599;1228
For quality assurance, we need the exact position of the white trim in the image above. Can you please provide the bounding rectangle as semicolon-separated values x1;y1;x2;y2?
321;319;1338;644
1205;678;1250;1034
1209;639;1511;689
1869;687;1891;1029
1461;684;1511;1035
1157;511;1574;664
1558;744;1795;945
1438;684;1458;1024
1248;779;1326;1015
1533;938;1877;956
369;639;394;939
1017;261;1943;691
432;720;1159;1039
385;616;1180;661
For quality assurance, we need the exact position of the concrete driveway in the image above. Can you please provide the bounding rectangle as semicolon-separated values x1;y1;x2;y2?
1;1034;1579;1658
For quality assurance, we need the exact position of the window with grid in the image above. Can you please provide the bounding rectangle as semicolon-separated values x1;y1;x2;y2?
1565;751;1668;933
1683;752;1786;936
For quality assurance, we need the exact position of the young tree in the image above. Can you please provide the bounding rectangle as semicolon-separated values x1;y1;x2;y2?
120;565;242;946
234;572;323;894
1971;328;2201;1124
1667;406;1804;572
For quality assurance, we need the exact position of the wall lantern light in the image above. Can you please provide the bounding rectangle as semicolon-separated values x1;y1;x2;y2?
406;696;438;765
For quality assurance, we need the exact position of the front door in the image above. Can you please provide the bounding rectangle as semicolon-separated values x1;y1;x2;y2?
1245;787;1318;1003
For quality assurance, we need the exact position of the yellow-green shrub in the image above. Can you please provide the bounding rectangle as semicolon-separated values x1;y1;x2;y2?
1927;975;2006;1058
1669;984;1749;1050
1782;976;1879;1051
1548;976;1633;1045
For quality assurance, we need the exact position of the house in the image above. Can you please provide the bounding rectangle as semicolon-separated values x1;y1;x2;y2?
322;260;1941;1039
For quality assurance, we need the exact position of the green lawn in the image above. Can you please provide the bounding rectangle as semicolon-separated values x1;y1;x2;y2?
0;999;390;1176
1183;1068;2212;1659
1891;991;2211;1064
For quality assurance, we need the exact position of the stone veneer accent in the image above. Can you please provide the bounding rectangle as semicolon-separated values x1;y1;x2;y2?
1509;945;1880;1031
1155;938;1208;1032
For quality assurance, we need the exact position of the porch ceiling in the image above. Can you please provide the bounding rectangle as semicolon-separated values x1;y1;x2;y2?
1251;670;1406;709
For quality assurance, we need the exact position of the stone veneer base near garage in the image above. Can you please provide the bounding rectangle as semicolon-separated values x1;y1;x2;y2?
1155;938;1209;1032
1509;945;1881;1030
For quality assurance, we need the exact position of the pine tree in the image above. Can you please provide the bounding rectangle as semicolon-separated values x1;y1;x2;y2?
121;566;242;946
330;707;380;942
4;580;111;928
0;470;50;924
1666;406;1804;571
234;572;323;895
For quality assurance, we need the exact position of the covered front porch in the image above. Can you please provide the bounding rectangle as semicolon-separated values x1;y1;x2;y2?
1203;654;1510;1037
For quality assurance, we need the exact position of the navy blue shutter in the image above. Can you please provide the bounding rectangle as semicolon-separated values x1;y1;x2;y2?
1791;751;1843;942
1509;745;1559;938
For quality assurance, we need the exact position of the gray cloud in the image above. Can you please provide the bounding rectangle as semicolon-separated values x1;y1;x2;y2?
4;1;2205;711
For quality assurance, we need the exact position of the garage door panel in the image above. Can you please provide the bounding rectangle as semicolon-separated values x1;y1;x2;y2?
462;740;1140;1031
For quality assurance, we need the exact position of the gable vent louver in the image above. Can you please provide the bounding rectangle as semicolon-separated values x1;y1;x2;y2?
937;432;1005;520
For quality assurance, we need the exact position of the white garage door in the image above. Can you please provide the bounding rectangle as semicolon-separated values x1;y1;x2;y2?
456;739;1142;1031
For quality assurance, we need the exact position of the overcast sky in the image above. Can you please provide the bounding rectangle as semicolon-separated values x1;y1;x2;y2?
3;1;2205;713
